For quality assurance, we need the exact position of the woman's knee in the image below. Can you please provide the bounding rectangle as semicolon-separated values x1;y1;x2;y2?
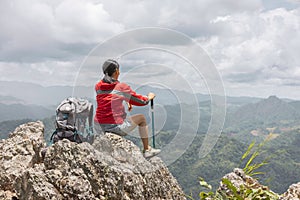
139;114;146;122
132;114;146;126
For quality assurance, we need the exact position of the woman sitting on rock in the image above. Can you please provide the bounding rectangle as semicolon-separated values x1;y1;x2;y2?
94;59;161;158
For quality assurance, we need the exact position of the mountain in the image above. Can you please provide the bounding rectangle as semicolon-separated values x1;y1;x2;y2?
0;95;24;104
225;96;262;105
0;103;53;122
226;95;300;130
0;81;80;106
1;81;195;106
289;100;300;110
0;81;266;107
0;119;33;139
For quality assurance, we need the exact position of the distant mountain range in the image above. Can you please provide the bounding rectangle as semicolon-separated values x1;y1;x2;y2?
0;81;83;106
0;95;25;104
224;95;300;135
0;103;53;122
231;95;300;123
0;81;299;124
0;80;264;106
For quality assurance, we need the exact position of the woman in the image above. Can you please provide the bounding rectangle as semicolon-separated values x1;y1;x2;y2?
94;59;161;158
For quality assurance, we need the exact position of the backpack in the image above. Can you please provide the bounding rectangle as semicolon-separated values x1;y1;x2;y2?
51;97;94;144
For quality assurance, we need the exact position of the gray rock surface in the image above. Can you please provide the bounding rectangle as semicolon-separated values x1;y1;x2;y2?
280;182;300;200
0;189;16;200
0;121;45;199
0;121;185;200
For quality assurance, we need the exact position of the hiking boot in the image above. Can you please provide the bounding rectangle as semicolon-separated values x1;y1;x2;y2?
143;146;161;158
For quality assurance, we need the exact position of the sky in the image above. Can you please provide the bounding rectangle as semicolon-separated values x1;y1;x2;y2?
0;0;300;99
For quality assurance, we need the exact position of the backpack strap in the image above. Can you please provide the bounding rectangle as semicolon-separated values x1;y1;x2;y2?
88;104;94;134
50;130;57;142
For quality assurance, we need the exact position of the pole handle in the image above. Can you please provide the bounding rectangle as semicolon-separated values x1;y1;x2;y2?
150;99;154;108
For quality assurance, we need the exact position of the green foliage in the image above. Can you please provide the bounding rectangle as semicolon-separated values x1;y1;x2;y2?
168;134;247;199
112;125;300;197
199;177;212;191
195;177;280;200
240;140;269;178
186;178;221;200
194;141;280;200
219;178;279;200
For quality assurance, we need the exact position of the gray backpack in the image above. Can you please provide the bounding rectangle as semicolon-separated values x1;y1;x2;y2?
51;97;94;144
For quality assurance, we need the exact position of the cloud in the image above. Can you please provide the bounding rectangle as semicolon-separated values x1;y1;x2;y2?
286;0;300;4
99;0;263;37
0;0;124;62
0;0;300;99
199;7;300;90
0;61;79;86
53;0;124;44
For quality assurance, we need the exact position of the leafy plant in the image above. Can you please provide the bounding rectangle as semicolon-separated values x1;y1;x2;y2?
220;178;279;200
240;137;272;177
194;178;222;200
195;139;279;200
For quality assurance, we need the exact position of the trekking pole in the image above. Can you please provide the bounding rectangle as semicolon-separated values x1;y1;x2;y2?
150;99;155;148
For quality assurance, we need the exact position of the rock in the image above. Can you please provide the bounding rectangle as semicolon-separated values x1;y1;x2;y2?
219;168;261;193
38;133;185;199
1;122;185;200
0;121;45;193
15;164;63;200
0;189;17;200
218;168;277;198
280;182;300;200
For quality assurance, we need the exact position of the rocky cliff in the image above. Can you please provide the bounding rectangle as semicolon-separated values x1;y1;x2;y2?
0;121;185;200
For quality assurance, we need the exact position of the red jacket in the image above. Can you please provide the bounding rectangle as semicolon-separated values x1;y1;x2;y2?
94;80;149;124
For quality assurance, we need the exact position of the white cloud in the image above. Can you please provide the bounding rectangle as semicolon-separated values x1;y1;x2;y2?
199;7;300;91
0;0;300;99
53;0;124;44
97;0;263;37
0;61;79;86
0;0;124;61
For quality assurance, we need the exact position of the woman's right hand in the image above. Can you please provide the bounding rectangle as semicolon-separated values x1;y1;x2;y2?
147;92;156;100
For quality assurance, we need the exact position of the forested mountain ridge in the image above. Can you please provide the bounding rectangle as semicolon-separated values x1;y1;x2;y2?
227;95;300;125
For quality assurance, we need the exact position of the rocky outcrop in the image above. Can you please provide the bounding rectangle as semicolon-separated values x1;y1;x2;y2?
218;168;271;196
0;121;45;199
0;121;185;200
280;182;300;200
218;168;300;200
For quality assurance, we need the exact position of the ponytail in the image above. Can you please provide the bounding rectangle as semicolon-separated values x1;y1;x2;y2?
103;73;117;84
102;59;119;83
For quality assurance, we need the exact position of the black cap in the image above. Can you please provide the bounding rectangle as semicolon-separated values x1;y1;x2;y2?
102;59;119;76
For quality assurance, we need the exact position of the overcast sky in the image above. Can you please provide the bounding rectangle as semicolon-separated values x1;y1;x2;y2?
0;0;300;99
